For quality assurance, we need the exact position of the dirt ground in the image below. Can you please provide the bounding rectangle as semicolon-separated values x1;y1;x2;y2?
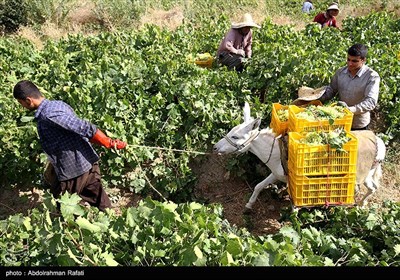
191;154;291;236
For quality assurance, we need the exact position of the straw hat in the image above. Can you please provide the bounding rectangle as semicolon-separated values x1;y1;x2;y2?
231;13;261;29
327;3;339;11
295;86;327;101
291;99;323;107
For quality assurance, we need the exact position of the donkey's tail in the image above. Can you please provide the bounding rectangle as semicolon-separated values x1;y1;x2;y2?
372;136;386;189
372;162;382;189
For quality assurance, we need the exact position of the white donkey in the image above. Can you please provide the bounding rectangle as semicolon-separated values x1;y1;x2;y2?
213;102;386;210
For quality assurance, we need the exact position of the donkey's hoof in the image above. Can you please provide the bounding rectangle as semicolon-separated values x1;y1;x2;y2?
243;207;253;215
356;200;367;208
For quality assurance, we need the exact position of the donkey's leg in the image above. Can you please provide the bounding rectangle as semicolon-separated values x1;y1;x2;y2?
355;183;361;194
359;170;378;207
245;174;277;210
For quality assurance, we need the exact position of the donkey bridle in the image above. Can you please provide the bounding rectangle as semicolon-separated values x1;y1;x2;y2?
224;129;276;165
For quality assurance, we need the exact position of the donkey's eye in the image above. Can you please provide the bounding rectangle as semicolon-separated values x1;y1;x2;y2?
231;136;239;140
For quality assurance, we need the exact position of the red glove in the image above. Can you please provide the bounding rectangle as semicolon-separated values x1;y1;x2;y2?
90;129;127;150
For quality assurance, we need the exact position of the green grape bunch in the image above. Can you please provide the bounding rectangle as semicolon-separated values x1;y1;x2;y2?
299;128;351;152
296;105;347;122
277;108;289;122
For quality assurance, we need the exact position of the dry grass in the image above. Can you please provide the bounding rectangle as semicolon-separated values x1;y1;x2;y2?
17;20;88;48
271;15;307;30
16;1;100;47
40;21;68;40
68;0;98;25
16;26;44;49
140;7;184;30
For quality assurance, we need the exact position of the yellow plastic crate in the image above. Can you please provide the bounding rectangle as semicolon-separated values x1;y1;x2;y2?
288;132;358;176
187;53;214;68
271;101;323;135
288;172;356;207
195;58;214;68
194;53;214;68
288;105;353;133
270;103;289;136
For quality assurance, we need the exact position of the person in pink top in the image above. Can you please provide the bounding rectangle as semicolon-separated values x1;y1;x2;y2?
313;3;340;28
217;13;260;72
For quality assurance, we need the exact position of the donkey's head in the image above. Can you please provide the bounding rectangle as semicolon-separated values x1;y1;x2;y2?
213;102;261;154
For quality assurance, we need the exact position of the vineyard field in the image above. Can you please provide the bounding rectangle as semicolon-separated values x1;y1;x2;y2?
1;0;400;267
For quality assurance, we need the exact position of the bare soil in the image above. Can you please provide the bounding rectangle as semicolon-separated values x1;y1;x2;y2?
191;154;291;236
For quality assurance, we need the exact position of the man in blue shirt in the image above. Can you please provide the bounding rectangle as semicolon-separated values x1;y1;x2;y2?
302;0;314;13
13;80;127;211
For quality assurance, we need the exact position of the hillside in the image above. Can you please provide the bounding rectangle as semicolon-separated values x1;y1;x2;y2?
5;0;400;45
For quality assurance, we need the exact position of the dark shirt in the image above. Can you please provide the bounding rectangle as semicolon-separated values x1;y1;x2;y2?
35;99;99;181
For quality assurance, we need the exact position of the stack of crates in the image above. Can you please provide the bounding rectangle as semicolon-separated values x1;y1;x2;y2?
286;104;357;207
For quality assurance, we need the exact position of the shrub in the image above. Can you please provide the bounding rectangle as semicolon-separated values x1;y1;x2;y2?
0;0;28;34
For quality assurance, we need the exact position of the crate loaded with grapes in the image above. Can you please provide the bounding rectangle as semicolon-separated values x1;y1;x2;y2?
270;100;323;136
270;103;289;136
288;104;353;133
187;52;214;68
288;129;358;207
286;86;357;207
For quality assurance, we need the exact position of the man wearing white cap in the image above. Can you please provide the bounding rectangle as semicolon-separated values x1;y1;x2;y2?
217;13;260;72
313;3;340;28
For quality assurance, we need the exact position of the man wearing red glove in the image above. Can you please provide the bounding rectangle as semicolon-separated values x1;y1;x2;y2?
13;80;127;211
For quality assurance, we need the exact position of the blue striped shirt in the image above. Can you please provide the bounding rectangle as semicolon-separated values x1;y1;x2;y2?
35;99;99;181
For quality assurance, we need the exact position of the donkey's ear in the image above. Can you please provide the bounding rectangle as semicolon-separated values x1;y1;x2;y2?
243;102;251;123
252;118;261;130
